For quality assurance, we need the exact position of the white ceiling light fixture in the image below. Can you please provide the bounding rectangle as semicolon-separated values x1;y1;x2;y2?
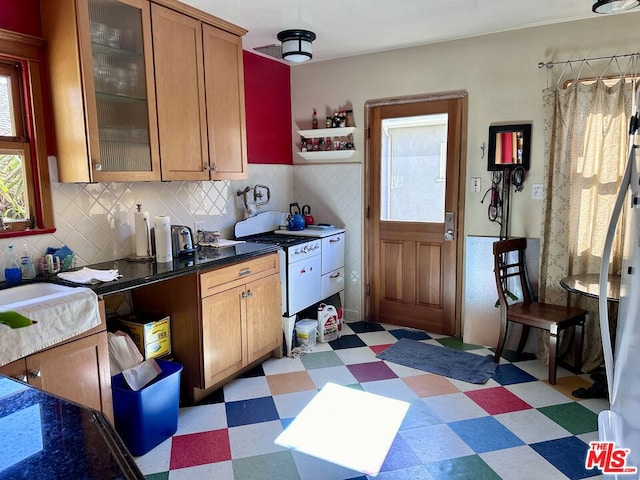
592;0;640;13
277;29;316;63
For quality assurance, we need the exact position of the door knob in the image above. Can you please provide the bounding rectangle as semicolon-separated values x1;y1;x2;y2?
444;211;455;242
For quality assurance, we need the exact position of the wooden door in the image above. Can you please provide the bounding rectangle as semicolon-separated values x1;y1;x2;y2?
202;24;248;180
201;285;245;388
366;92;467;335
26;333;112;418
152;3;209;181
246;274;282;364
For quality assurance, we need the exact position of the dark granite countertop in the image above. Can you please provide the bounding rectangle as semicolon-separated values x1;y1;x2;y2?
1;242;280;296
0;375;143;479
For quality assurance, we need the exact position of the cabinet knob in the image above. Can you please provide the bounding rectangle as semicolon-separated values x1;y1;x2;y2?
94;163;102;171
246;290;253;298
29;369;41;379
13;374;27;383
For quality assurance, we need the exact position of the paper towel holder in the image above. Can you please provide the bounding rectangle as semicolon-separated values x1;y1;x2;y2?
126;204;155;263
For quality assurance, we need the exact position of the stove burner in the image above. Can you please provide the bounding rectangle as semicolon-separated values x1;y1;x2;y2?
239;233;312;247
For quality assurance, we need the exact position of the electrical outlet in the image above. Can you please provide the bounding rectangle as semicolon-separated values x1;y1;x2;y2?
471;177;481;193
531;183;544;200
194;221;205;234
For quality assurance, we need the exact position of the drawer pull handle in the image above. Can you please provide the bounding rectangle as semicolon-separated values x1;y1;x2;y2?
330;272;341;279
329;238;341;243
239;268;252;277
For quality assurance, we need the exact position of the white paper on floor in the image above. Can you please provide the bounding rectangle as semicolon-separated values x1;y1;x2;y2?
274;382;409;476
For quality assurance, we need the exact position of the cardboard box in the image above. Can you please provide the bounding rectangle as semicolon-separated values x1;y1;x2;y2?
120;314;171;360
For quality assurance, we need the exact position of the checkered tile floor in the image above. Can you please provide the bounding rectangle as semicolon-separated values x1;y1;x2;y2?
134;321;608;480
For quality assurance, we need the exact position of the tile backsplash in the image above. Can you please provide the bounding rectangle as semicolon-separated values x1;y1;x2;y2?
1;160;362;319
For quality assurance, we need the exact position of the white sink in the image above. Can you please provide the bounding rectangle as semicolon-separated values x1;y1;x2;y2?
0;283;79;309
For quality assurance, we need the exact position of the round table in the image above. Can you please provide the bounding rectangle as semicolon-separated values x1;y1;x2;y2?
559;273;620;399
560;273;620;303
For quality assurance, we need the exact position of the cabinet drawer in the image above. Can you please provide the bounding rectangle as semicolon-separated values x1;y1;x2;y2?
200;253;279;297
321;233;345;274
322;267;345;299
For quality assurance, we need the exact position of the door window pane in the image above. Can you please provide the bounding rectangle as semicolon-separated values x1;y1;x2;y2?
380;114;448;222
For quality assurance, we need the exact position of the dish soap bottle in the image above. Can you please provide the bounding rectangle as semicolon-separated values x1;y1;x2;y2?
4;244;22;285
20;244;36;280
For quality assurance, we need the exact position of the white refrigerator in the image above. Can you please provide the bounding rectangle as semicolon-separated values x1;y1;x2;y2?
598;90;640;477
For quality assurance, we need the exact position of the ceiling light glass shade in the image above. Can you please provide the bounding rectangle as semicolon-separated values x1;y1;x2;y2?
592;0;640;13
277;29;316;63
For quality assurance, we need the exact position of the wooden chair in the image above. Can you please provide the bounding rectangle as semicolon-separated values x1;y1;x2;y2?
493;238;586;384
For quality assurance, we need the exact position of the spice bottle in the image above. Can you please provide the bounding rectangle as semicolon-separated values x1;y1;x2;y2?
346;110;354;127
312;108;318;129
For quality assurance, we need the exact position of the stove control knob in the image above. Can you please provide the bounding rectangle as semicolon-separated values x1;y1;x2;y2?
303;245;309;253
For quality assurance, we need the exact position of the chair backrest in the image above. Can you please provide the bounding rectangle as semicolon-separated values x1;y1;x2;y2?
493;237;534;309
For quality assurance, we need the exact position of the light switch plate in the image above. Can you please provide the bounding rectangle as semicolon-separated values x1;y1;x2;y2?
471;177;481;193
532;183;544;200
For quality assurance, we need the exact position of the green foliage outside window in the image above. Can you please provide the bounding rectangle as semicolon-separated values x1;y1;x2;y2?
0;153;27;221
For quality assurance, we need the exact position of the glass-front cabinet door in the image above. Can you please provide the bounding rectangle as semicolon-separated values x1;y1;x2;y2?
84;0;160;181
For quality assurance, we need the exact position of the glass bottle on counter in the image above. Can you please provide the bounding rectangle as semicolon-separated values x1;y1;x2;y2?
20;244;36;280
312;108;318;129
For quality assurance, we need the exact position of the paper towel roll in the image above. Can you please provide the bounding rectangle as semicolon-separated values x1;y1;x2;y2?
134;210;151;257
154;215;173;263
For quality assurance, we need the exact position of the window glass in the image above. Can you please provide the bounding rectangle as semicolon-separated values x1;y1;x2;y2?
380;114;448;223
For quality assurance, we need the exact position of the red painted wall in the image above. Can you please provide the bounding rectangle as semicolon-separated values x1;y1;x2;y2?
0;0;42;37
243;51;292;165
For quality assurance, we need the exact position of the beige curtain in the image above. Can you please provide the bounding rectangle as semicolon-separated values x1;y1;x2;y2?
540;75;632;373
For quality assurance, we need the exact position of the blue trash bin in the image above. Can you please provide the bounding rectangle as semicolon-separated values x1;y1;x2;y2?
111;359;182;456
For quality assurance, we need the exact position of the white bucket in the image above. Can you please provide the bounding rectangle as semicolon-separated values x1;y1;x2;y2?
295;319;318;348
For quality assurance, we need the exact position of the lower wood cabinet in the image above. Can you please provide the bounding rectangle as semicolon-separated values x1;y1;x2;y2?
200;260;282;389
132;253;282;404
0;300;114;424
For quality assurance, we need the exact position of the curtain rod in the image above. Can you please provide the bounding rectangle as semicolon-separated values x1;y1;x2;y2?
538;52;640;69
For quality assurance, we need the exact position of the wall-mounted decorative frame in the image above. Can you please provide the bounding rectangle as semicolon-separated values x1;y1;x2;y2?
487;123;531;171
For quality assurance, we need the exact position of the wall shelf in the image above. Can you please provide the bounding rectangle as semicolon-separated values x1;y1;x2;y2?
297;127;355;138
297;150;356;161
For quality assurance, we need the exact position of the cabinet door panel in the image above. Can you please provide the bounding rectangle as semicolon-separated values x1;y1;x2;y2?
246;274;282;364
41;0;160;182
0;359;27;382
152;3;209;181
26;333;107;413
202;285;245;388
202;24;247;180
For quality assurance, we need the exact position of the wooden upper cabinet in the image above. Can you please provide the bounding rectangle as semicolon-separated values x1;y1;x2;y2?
152;3;209;181
203;24;248;180
41;0;161;182
153;3;248;181
43;0;247;183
